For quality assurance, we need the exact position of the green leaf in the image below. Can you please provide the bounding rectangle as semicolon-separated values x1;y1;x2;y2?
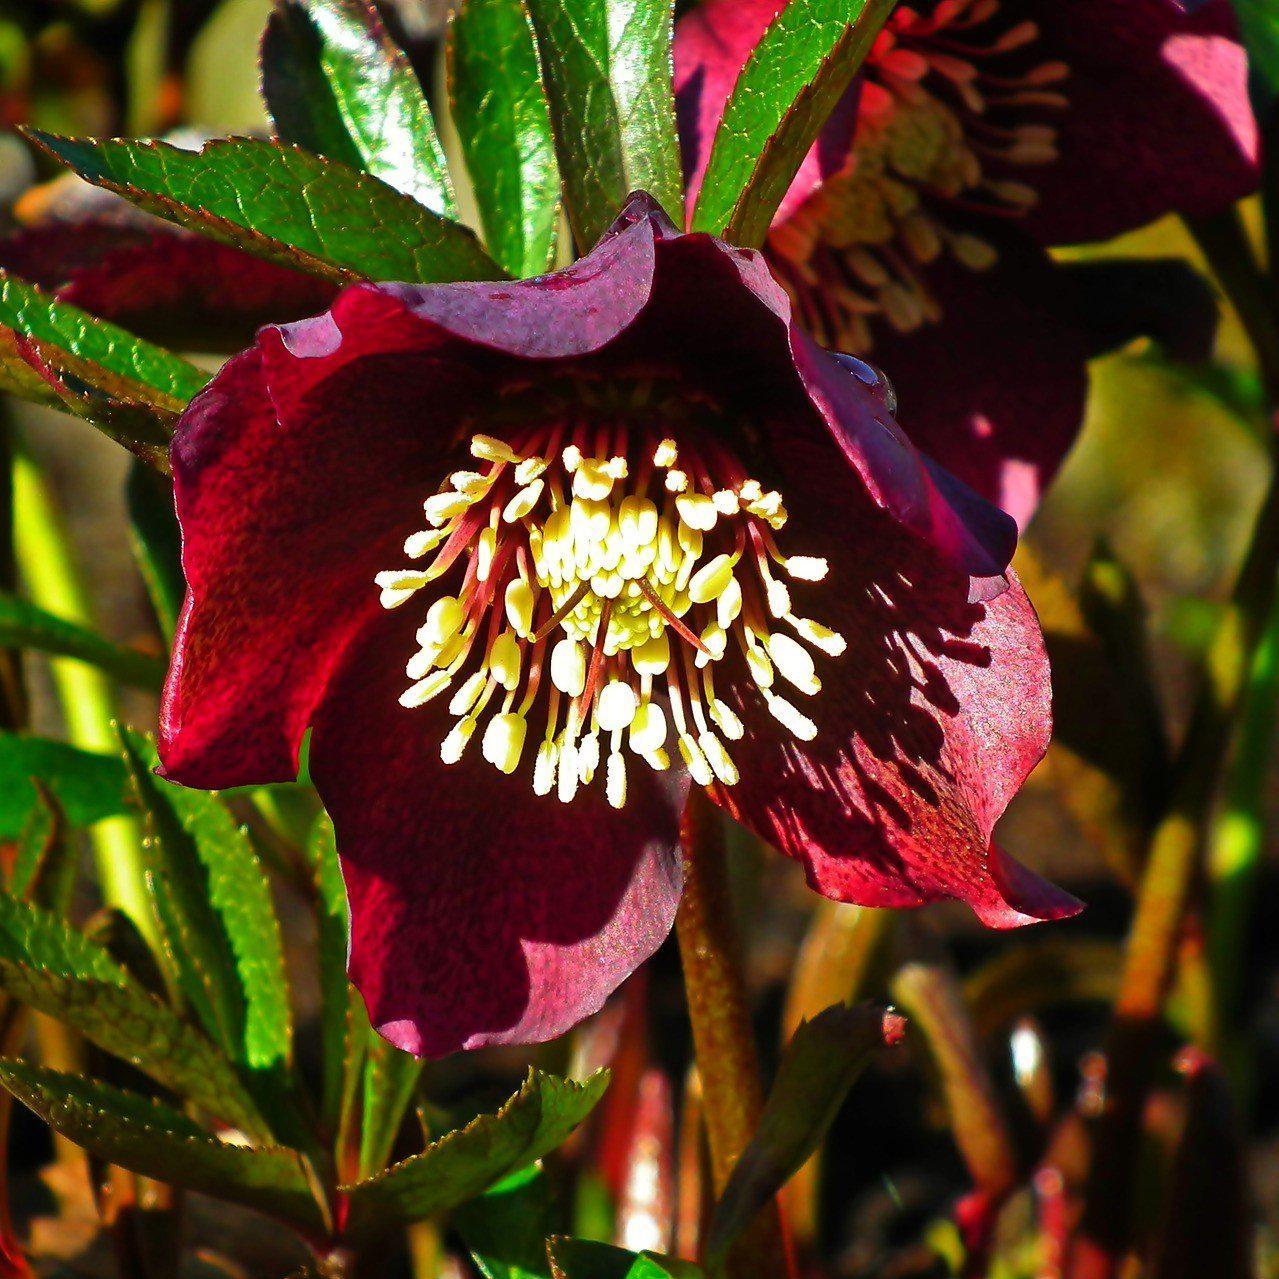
0;732;130;840
448;0;562;276
1230;0;1279;112
0;591;164;690
27;133;502;287
0;891;266;1137
304;815;357;1136
119;729;292;1076
358;1028;424;1178
0;1060;325;1232
342;1069;609;1239
455;1165;555;1279
546;1240;701;1279
524;0;683;248
0;330;68;413
704;1003;898;1265
9;785;66;906
263;0;457;217
126;461;185;640
0;271;209;415
690;0;894;246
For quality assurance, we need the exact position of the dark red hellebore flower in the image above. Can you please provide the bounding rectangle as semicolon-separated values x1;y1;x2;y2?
675;0;1259;526
159;194;1079;1058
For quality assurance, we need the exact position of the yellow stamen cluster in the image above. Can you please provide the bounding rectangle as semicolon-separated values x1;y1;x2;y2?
375;429;844;808
768;0;1067;352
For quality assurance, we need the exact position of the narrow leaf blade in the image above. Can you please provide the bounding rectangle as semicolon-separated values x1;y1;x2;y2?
343;1069;609;1239
524;0;683;247
263;0;457;216
0;1061;324;1231
0;732;130;840
690;0;894;246
448;0;562;276
27;134;502;286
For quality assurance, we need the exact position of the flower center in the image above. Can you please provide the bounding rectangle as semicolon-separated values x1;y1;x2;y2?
768;0;1068;351
375;415;844;807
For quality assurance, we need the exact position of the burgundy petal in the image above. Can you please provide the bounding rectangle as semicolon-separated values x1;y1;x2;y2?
673;0;859;225
716;452;1079;927
1017;0;1258;245
861;240;1090;531
309;607;689;1058
0;220;336;349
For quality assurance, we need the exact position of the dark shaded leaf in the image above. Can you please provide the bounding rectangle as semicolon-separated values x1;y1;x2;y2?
342;1069;609;1239
263;0;456;216
690;0;893;246
119;729;292;1076
546;1240;701;1279
1230;0;1279;112
455;1165;554;1279
0;732;130;840
126;461;184;640
704;1003;899;1265
27;134;502;286
448;0;561;276
524;0;683;248
0;591;164;690
0;1060;325;1232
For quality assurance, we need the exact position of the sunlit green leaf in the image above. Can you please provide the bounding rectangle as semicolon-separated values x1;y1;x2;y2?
690;0;893;246
343;1069;609;1239
0;591;164;690
0;1060;324;1231
263;0;456;216
119;729;292;1076
455;1165;555;1279
524;0;683;248
27;133;502;286
448;0;561;276
0;732;130;840
547;1240;701;1279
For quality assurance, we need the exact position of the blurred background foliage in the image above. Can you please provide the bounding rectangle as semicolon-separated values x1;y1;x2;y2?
0;0;1277;1277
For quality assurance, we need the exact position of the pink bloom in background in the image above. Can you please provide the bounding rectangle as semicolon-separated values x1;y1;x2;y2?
158;195;1078;1058
675;0;1259;527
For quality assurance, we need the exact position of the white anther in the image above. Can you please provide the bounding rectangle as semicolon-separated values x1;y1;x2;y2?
676;493;718;531
717;576;743;628
633;631;671;676
561;444;583;472
653;438;678;467
766;577;791;618
557;740;581;802
766;693;817;741
489;631;522;690
503;478;544;522
482;712;528;774
709;698;744;741
420;595;465;647
470;434;519;463
645;747;671;772
746;643;774;690
573;458;619;501
441;717;477;763
424;491;475;526
533;740;558;795
597;681;638;732
784;555;829;582
550;638;586;697
664;468;689;493
449;670;487;716
688;554;735;605
606;752;627;810
515;455;549;486
790;616;846;656
712;489;740;515
403;528;447;559
476;527;497;581
768;632;820;695
450;470;490;497
406;647;439;680
678;734;713;786
376;570;430;609
399;670;452;708
505;578;536;637
630;701;667;754
578;732;600;783
699;732;739;786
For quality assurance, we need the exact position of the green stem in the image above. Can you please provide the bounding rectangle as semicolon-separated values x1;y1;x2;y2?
9;434;154;941
674;789;787;1279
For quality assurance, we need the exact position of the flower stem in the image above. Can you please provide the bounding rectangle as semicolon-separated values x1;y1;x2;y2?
10;434;155;942
674;788;787;1278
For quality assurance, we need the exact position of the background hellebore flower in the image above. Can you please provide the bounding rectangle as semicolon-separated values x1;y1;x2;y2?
675;0;1260;526
159;195;1079;1058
